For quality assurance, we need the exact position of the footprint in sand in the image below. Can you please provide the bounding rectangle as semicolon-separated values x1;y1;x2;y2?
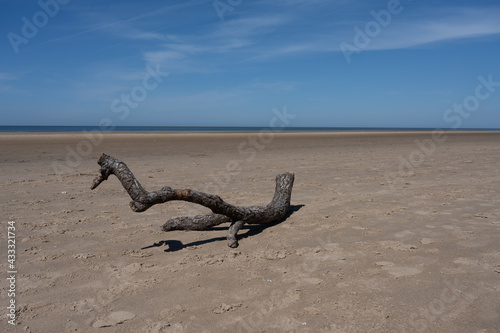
92;311;136;328
375;261;422;277
144;322;186;333
378;240;418;252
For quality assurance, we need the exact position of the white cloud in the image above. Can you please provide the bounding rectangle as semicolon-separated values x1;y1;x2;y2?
141;14;292;71
144;50;186;65
337;7;500;51
209;15;292;39
250;79;301;92
0;72;21;93
141;4;500;69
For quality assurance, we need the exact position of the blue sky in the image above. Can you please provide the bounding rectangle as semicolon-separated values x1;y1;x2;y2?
1;0;499;128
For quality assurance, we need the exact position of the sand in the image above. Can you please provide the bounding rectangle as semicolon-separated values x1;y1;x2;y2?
1;131;500;332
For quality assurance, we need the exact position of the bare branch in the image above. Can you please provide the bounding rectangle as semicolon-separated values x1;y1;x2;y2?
91;153;295;247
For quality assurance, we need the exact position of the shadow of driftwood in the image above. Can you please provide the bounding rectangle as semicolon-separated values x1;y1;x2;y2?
140;204;305;252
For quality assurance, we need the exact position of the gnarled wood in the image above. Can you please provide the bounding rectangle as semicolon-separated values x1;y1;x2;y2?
91;153;295;247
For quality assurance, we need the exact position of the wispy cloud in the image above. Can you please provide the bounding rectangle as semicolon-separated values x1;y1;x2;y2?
140;3;500;71
142;14;292;71
250;79;301;93
209;15;292;39
0;72;23;94
42;0;211;44
363;7;500;50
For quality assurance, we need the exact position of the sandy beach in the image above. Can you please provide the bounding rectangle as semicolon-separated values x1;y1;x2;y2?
1;131;500;333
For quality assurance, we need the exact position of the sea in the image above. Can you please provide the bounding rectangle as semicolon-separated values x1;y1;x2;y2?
1;126;499;133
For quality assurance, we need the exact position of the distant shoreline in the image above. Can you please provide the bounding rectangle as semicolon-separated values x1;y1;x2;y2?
1;125;500;133
1;130;500;142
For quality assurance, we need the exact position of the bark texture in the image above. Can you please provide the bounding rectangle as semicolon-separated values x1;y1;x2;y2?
91;153;295;247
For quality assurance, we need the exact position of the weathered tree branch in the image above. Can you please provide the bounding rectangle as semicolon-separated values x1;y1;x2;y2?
91;153;295;247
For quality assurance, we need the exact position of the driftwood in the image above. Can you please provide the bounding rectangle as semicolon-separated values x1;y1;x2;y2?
90;154;295;248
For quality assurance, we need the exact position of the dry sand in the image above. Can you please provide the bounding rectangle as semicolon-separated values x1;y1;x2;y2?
1;131;500;333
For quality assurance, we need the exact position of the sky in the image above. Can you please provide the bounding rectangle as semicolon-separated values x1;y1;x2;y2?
1;0;499;128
